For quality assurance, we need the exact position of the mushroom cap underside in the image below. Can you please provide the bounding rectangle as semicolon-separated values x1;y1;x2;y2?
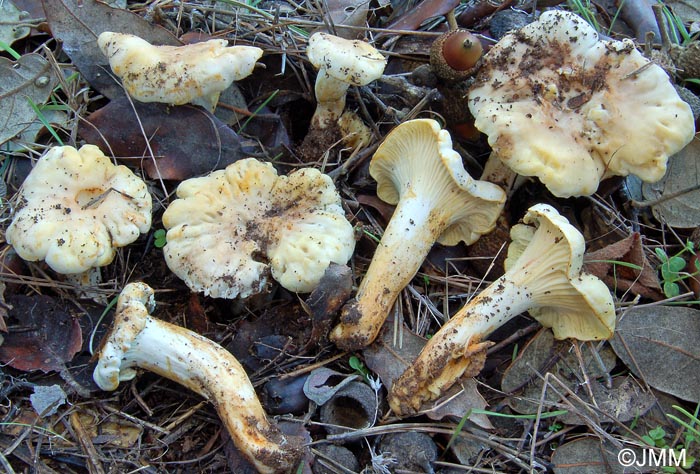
369;118;505;246
505;204;616;340
93;282;154;391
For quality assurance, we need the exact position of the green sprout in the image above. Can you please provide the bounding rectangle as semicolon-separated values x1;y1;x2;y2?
642;422;696;472
348;355;371;381
567;0;600;32
655;241;699;298
668;404;699;454
661;5;697;46
643;426;669;448
153;229;167;248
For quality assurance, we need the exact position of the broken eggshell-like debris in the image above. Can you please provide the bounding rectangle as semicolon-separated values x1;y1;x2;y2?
162;158;355;299
93;282;303;474
388;204;616;416
97;32;263;111
468;10;695;198
6;145;152;274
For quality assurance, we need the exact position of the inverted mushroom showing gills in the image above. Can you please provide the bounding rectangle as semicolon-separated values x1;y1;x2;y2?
330;119;506;350
6;145;152;275
98;32;263;111
468;10;695;198
93;282;302;474
388;204;616;416
162;158;355;299
306;32;386;129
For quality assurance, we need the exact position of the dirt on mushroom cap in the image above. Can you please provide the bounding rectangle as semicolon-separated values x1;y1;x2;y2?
468;10;695;198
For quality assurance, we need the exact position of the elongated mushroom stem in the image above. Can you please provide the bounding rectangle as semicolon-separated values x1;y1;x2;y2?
330;119;505;350
388;204;616;416
93;282;302;474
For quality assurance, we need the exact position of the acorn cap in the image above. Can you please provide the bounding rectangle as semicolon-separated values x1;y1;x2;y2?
430;29;483;82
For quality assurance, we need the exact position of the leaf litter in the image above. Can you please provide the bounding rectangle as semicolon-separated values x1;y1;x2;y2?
0;0;699;472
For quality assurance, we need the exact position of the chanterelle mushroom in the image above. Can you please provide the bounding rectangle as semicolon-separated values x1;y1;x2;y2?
388;204;616;415
468;10;695;198
162;157;355;298
98;32;263;111
6;145;152;274
306;32;386;129
330;119;506;351
93;282;302;474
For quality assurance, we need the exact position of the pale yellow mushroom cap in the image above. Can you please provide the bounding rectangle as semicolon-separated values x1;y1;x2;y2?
307;32;386;87
468;10;695;198
98;32;263;111
162;158;355;298
6;145;152;274
504;204;616;340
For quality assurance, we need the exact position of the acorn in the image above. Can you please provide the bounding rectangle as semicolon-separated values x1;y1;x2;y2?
430;29;483;82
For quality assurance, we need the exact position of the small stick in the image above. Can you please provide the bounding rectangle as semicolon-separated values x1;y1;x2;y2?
629;182;700;208
81;187;134;210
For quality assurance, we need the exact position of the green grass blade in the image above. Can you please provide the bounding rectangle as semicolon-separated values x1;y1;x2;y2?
237;89;280;134
0;40;21;60
26;99;64;146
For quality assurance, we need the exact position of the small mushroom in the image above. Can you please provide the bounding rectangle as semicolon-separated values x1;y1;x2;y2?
306;32;386;129
162;158;355;299
6;145;152;276
97;32;263;111
330;119;506;350
468;10;695;197
93;282;302;474
388;204;616;416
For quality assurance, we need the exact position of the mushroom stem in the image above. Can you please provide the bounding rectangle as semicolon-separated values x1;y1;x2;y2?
388;260;567;415
329;119;505;351
388;204;616;416
93;283;302;474
332;195;448;350
311;72;350;129
63;267;106;303
480;152;519;196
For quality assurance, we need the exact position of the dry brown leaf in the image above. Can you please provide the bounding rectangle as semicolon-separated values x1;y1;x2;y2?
79;97;247;180
610;305;700;403
42;0;179;99
0;294;82;372
642;137;700;228
323;0;370;39
363;320;493;428
584;232;663;300
0;53;58;146
381;0;461;37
